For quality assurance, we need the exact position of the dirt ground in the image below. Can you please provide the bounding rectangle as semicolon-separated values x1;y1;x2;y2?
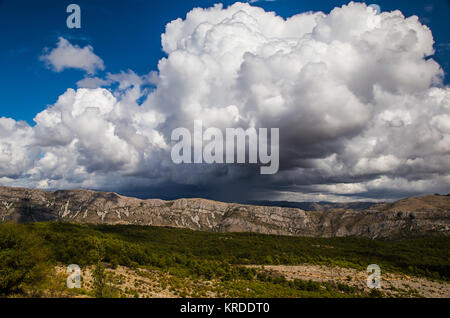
57;265;218;298
247;264;450;298
55;264;449;298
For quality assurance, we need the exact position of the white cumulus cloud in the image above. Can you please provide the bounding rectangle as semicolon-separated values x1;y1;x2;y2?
40;37;105;74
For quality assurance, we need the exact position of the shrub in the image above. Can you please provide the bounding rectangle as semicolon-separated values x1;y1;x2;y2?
0;222;51;296
92;261;119;298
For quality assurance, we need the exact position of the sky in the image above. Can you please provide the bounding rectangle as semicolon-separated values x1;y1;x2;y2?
0;0;449;202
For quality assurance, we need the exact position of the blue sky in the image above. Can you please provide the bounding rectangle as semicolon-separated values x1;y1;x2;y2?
1;0;449;125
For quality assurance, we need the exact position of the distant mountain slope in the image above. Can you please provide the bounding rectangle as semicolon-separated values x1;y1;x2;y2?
374;195;450;213
245;200;381;211
0;186;449;239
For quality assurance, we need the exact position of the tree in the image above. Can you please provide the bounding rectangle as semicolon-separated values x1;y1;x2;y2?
92;261;107;298
0;223;51;296
92;261;119;298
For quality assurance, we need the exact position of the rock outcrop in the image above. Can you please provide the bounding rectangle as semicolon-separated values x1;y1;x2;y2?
0;186;449;239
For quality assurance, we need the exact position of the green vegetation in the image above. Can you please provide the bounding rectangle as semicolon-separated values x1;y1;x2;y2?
0;223;51;296
92;261;120;298
0;221;449;297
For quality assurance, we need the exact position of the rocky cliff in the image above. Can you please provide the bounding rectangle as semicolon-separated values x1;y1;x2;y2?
0;186;449;239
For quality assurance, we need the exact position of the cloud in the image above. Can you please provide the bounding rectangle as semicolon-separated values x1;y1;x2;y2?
40;37;105;74
1;2;449;202
247;0;277;3
0;117;36;178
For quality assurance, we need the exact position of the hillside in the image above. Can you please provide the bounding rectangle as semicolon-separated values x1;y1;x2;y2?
1;222;449;298
0;186;449;239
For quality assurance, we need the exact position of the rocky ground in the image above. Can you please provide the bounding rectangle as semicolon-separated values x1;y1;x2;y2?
49;264;449;298
248;265;450;298
53;265;220;298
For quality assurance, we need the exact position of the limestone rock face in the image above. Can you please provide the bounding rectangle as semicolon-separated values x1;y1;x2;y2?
0;186;449;239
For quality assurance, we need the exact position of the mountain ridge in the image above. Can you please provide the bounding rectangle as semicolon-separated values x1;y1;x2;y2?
0;186;449;239
244;200;382;211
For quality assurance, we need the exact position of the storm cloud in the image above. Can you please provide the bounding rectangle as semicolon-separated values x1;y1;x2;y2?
1;2;449;202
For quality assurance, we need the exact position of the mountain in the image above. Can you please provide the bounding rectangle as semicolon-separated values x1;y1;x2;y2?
245;200;381;211
0;186;449;239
